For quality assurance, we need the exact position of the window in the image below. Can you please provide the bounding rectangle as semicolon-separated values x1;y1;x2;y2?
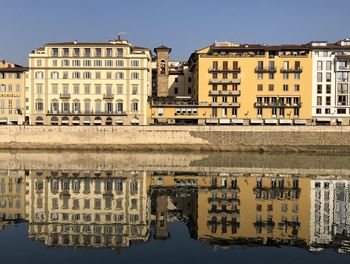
257;84;263;91
95;85;101;94
95;72;101;79
83;60;91;66
326;73;331;82
326;61;332;71
62;60;70;67
72;60;80;66
36;84;43;94
174;87;178;94
84;85;90;94
212;107;217;117
117;84;123;94
294;108;299;117
232;108;237;116
257;108;262;116
188;88;192;94
317;85;322;94
106;48;112;57
212;61;218;70
51;84;58;94
326;84;331;94
317;72;322;82
283;72;289;80
15;84;20;93
105;60;113;67
317;61;323;71
83;72;91;79
283;84;288;91
94;60;102;66
63;72;68;79
316;108;321;114
294;84;300;91
212;96;217;103
52;48;58;57
268;84;274;91
222;96;228;103
72;72;80;79
73;48;80;57
35;101;44;111
73;84;80;94
106;72;112;79
131;72;139;79
317;96;322;106
268;73;274;80
116;60;124;67
35;71;44;79
131;60;139;67
117;48;123;57
326;96;331;106
131;101;138;111
116;72;124;79
51;72;59;79
95;48;101;57
84;48;91;57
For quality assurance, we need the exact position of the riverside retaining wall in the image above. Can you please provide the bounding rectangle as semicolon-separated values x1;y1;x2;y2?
0;125;350;152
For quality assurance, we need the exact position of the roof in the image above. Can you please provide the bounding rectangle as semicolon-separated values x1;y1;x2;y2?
154;45;172;53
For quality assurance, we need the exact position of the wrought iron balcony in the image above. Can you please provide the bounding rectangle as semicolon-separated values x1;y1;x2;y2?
103;94;115;99
209;78;241;84
254;102;302;108
280;67;303;73
60;93;71;99
208;67;241;73
209;90;241;96
255;67;277;73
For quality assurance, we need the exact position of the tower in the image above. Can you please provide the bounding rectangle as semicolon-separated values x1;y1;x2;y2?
154;46;172;97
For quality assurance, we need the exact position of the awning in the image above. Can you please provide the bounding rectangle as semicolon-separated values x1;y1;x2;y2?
231;119;244;124
9;118;18;122
264;119;278;124
35;120;44;124
51;120;58;124
279;119;292;124
157;118;168;123
294;119;307;125
61;120;69;124
0;117;8;123
93;119;102;124
219;118;231;124
131;118;139;124
115;118;123;124
83;120;91;124
250;119;263;124
206;118;218;124
316;118;331;122
72;120;80;124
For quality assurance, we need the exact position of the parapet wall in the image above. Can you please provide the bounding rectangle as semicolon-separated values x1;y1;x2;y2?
0;125;350;152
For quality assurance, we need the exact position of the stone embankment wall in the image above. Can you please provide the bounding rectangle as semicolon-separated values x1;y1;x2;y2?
0;125;350;152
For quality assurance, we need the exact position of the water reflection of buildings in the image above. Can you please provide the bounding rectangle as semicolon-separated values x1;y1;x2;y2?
25;170;150;249
150;173;310;248
0;170;26;230
310;178;350;253
0;166;349;254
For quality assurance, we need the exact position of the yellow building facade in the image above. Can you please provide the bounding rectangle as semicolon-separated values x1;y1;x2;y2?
151;42;312;125
0;60;27;125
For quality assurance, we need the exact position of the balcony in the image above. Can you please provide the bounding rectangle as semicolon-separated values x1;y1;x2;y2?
47;110;127;116
255;67;277;73
103;94;115;99
337;65;350;71
280;67;303;73
254;102;302;108
208;67;241;73
209;90;241;96
60;93;71;99
209;78;241;84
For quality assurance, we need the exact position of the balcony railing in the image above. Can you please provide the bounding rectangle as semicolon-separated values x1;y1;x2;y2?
47;110;127;116
280;67;303;73
60;93;71;99
208;67;241;73
209;90;241;96
103;94;115;99
209;78;241;84
254;102;302;108
255;67;277;73
337;66;350;71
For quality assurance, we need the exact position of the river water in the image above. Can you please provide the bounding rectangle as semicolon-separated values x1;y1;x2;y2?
0;151;349;263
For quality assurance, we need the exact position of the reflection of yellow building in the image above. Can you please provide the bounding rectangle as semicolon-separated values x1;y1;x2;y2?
0;169;26;229
151;42;312;125
25;170;150;248
150;173;311;247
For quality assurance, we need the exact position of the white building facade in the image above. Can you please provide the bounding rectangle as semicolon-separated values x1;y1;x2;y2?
310;39;350;125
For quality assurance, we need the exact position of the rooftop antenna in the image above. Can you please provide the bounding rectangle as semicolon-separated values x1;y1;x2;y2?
117;32;127;40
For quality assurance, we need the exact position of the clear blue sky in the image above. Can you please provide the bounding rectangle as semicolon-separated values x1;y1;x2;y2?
1;0;349;66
